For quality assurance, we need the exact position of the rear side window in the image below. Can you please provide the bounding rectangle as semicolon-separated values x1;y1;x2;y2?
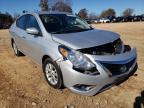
16;15;27;30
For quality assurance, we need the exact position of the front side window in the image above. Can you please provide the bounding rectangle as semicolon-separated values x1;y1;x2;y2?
26;15;41;31
16;15;27;30
40;14;93;34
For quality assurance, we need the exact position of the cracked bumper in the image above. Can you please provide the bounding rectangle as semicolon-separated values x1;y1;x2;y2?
57;48;137;96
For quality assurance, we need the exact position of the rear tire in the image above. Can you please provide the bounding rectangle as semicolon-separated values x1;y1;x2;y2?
43;58;63;89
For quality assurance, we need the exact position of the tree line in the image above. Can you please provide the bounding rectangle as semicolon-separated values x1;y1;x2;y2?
39;0;135;19
80;8;134;19
0;12;13;26
0;0;137;25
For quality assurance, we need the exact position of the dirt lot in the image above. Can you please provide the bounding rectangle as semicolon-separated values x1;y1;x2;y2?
0;22;144;108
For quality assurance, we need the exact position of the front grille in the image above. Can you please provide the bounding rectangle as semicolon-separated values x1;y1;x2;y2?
101;58;136;76
78;39;122;55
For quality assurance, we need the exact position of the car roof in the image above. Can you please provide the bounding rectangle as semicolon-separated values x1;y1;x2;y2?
16;11;75;22
23;11;73;16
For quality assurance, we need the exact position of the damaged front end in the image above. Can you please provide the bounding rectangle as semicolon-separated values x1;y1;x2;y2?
85;41;137;77
57;39;137;96
78;39;124;55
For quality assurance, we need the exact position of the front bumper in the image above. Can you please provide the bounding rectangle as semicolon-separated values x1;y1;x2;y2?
57;48;137;96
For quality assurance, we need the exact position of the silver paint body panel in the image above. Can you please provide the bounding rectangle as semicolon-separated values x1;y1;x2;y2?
52;29;120;49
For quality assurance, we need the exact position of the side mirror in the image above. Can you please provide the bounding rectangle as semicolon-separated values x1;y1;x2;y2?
26;27;40;35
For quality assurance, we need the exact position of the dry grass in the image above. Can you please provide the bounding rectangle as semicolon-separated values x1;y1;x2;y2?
0;22;144;108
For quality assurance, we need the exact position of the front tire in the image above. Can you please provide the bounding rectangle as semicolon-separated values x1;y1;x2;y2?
12;41;22;56
43;58;63;89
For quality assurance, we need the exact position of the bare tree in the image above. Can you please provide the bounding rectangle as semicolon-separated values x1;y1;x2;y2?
100;8;116;18
78;8;88;19
39;0;48;11
123;8;134;17
65;0;72;6
107;8;116;17
52;0;73;13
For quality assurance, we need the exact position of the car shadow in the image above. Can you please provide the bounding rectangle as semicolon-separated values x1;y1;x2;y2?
134;91;144;108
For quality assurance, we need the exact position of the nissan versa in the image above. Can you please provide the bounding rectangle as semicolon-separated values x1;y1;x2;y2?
9;11;137;96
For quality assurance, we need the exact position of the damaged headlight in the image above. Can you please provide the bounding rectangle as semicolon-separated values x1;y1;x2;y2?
58;45;96;72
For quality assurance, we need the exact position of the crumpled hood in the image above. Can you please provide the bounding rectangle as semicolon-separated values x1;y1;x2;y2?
52;29;120;49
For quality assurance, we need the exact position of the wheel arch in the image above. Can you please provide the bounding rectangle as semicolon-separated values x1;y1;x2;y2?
42;54;64;88
42;55;52;64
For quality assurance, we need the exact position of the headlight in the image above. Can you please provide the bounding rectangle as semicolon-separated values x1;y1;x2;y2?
58;45;96;72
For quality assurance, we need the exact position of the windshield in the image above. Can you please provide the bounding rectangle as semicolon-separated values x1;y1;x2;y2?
39;14;93;34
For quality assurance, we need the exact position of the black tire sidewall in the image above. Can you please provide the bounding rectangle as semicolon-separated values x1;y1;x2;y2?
12;41;21;56
43;58;63;89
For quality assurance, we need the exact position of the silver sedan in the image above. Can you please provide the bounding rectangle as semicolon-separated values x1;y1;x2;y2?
9;11;137;96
